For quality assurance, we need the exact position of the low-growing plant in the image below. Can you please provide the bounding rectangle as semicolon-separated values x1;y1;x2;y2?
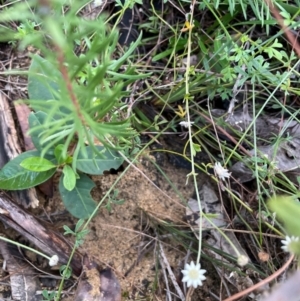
0;0;149;219
42;290;57;301
104;189;125;212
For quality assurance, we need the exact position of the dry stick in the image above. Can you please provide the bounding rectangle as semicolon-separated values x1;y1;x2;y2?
261;270;300;301
222;255;294;301
264;0;300;58
198;111;251;156
160;256;172;301
158;241;185;301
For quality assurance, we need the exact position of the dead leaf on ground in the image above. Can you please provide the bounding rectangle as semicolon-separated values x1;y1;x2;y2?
74;255;121;301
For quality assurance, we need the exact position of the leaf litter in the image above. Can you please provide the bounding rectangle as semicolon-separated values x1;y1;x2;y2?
0;0;300;300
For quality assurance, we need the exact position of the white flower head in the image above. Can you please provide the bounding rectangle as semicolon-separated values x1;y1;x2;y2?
181;261;206;288
237;255;249;267
179;121;194;128
92;0;103;7
49;255;59;267
214;162;231;181
281;236;300;254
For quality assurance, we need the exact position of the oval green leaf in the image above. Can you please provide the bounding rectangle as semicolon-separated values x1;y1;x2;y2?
28;111;49;151
76;146;124;175
59;174;97;219
62;165;76;191
28;55;60;103
0;151;56;190
20;157;56;172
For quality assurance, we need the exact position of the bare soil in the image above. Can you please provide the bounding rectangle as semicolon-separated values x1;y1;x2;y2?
55;151;210;300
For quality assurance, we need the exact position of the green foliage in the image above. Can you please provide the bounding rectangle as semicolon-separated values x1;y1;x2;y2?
1;0;300;290
62;165;77;191
42;290;57;301
0;151;56;190
268;196;300;238
104;189;125;212
15;20;38;39
20;157;57;172
59;265;72;279
0;141;124;218
0;0;143;219
59;174;97;219
63;219;90;247
28;56;60;105
77;146;124;175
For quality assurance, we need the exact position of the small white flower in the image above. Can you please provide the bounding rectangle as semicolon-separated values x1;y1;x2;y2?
281;236;300;253
237;255;249;267
181;261;206;288
214;162;231;181
49;255;59;267
92;0;103;7
179;121;194;128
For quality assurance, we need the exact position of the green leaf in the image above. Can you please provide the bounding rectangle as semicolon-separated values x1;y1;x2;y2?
54;144;71;164
268;195;300;237
152;48;174;62
110;31;142;70
28;112;65;154
276;2;300;15
59;174;97;219
54;144;65;164
0;2;33;23
28;55;60;103
0;151;56;190
62;165;76;191
27;55;71;118
74;219;85;233
77;146;124;175
28;111;51;151
20;157;56;172
194;143;201;152
198;39;208;54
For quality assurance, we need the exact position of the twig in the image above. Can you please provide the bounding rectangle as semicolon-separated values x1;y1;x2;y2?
264;0;300;58
198;111;251;156
160;254;172;301
222;255;294;301
227;64;246;116
261;270;300;301
158;241;185;301
185;287;194;301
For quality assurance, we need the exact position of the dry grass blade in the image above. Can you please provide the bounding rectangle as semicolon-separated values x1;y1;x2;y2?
223;255;294;301
158;241;185;301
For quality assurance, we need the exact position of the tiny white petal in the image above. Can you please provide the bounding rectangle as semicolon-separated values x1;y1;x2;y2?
214;162;231;181
237;255;249;267
92;0;103;7
179;121;194;128
281;236;299;254
181;261;206;288
49;255;59;267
